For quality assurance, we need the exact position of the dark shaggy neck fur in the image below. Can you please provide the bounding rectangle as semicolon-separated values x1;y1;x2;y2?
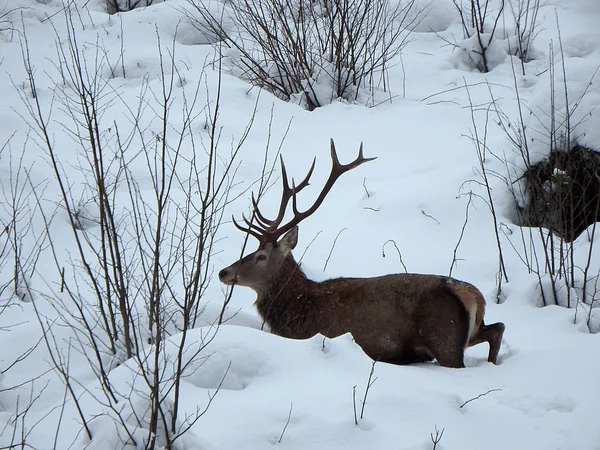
255;255;318;339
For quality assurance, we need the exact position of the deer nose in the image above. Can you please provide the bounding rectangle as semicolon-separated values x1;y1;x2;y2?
219;268;228;280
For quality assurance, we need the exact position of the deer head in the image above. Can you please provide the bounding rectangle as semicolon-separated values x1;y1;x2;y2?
219;139;375;291
218;226;298;291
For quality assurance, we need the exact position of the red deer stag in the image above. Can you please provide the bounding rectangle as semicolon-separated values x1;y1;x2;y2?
219;140;505;368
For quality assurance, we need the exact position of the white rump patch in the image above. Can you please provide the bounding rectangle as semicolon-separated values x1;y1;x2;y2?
466;302;478;342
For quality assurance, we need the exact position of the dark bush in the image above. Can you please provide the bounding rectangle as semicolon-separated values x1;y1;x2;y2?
107;0;158;14
520;145;600;242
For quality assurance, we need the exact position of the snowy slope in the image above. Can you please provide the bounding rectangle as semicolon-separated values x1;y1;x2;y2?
0;0;599;448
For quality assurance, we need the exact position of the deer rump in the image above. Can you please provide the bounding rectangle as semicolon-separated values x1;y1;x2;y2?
255;263;501;368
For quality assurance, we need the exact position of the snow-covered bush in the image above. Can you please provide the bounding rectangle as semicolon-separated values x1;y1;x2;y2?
450;0;541;73
187;0;422;109
107;0;165;14
451;0;505;72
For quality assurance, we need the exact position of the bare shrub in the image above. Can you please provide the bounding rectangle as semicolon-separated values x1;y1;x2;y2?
14;4;251;447
0;139;53;448
187;0;421;110
506;0;542;72
0;137;46;303
470;29;600;329
463;83;508;302
0;5;21;42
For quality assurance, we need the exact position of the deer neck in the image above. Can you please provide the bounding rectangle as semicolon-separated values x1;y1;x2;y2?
254;254;316;338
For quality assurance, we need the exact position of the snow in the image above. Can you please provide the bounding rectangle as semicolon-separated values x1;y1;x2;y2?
1;0;600;448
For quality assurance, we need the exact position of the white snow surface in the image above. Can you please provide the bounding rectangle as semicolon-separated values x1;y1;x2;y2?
0;0;599;449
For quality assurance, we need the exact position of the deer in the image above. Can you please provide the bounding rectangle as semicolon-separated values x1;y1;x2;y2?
219;139;505;368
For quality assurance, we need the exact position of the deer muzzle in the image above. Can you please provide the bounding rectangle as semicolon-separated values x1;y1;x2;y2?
219;266;238;285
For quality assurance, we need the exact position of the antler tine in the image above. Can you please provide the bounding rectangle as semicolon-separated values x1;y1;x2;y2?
292;156;316;192
250;155;317;232
271;155;316;227
250;192;274;228
242;212;275;236
267;156;296;229
235;156;318;244
232;215;264;241
330;139;377;173
279;139;376;239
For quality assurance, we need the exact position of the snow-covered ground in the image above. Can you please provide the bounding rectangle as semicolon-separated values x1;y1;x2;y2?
0;0;599;448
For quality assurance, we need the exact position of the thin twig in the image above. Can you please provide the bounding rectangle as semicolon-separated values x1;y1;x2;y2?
382;239;408;273
362;177;371;198
460;388;502;408
449;192;473;277
323;228;347;272
360;361;377;420
352;385;358;425
278;403;293;443
430;425;445;450
421;210;440;224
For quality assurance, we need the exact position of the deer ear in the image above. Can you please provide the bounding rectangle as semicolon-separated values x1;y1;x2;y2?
278;226;298;254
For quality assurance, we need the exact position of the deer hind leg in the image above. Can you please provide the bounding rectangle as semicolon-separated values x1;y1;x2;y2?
468;322;505;364
423;332;467;368
420;320;469;368
383;346;435;365
429;343;466;368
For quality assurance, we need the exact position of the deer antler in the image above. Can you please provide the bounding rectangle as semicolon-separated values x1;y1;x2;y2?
234;139;376;243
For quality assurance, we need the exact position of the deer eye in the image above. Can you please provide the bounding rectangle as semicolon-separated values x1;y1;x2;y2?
256;254;267;262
